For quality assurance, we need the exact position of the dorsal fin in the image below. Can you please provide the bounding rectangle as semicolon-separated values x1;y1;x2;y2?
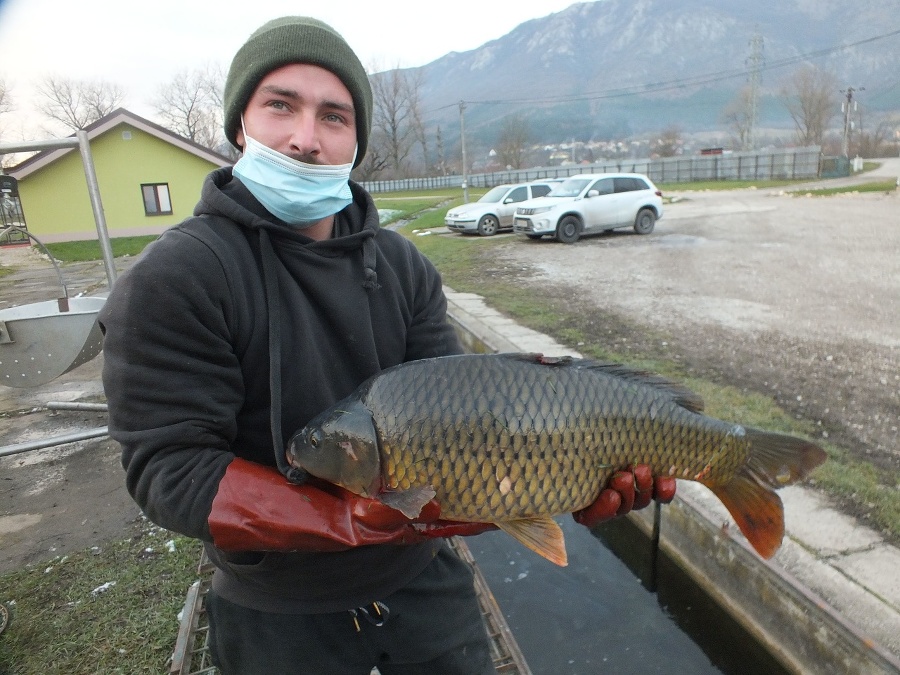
502;353;705;413
581;362;705;413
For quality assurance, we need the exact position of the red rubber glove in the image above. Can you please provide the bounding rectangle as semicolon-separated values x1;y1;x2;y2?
573;464;676;528
208;458;494;553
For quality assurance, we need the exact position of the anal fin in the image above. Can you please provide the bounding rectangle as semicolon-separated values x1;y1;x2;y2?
497;516;568;566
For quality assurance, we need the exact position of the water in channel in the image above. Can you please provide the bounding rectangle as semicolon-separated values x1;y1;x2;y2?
467;513;789;674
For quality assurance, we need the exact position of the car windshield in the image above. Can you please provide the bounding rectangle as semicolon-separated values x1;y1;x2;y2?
548;179;591;198
478;186;511;203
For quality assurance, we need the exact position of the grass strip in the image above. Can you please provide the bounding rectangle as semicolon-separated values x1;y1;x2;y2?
787;180;898;196
0;520;201;674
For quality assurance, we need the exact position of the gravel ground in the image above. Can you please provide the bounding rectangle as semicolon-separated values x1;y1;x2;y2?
487;167;899;481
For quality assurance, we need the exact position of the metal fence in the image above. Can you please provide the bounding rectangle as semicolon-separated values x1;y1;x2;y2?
361;146;822;193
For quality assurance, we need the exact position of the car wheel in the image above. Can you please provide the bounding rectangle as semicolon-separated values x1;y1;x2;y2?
556;216;581;244
477;214;500;236
526;234;543;240
634;208;656;235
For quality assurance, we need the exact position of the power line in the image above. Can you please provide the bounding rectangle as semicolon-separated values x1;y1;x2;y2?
433;26;900;111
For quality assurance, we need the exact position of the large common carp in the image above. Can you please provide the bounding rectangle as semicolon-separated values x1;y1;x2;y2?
287;353;826;566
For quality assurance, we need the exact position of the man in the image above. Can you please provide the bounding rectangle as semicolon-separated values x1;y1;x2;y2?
99;17;675;674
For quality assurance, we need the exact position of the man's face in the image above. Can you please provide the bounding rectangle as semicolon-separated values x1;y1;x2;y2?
237;63;357;166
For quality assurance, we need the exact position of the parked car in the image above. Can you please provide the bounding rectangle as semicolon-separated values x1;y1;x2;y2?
445;181;559;236
512;173;663;243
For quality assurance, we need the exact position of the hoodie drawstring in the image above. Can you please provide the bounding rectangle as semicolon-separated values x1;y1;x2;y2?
361;235;378;291
259;228;308;483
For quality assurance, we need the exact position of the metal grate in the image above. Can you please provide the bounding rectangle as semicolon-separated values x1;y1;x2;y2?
169;538;531;675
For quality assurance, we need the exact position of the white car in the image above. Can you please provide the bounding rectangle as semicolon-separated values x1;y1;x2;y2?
445;181;559;236
513;173;664;243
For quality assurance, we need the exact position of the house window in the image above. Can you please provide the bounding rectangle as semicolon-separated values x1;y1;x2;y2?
141;183;173;216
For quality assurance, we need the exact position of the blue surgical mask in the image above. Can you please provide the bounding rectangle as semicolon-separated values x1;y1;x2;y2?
232;125;355;229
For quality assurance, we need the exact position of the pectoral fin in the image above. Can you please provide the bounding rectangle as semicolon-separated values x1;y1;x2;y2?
497;516;568;567
378;486;437;519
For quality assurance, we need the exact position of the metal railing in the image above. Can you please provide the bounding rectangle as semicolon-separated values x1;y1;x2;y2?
169;538;532;675
361;146;822;193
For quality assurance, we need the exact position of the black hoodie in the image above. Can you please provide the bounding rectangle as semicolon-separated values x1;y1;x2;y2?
99;167;462;613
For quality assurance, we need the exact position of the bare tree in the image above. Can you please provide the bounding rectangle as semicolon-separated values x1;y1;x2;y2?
434;126;448;176
495;113;530;169
654;125;682;157
36;76;125;130
0;76;12;117
723;86;754;150
353;135;389;182
370;65;422;178
154;65;225;151
780;65;837;147
407;72;429;173
855;116;893;159
0;76;13;169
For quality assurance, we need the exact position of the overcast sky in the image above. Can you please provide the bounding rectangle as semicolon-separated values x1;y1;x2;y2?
0;0;585;139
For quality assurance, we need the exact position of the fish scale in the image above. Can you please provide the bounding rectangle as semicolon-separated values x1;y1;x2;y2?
288;353;827;565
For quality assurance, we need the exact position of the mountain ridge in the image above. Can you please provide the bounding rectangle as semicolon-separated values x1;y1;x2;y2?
397;0;900;148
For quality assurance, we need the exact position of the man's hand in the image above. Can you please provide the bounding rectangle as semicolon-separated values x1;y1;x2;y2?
572;464;676;528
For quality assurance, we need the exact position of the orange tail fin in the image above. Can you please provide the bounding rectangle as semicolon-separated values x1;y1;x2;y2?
709;428;827;559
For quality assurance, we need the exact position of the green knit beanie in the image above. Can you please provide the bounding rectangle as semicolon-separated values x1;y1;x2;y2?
223;17;372;167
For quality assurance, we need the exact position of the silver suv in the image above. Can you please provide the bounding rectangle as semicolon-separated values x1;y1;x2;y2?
513;173;664;243
445;181;559;236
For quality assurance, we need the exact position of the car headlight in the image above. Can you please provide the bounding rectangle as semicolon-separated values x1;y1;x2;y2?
521;206;553;216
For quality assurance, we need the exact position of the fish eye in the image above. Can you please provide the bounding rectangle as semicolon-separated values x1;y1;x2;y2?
308;429;321;448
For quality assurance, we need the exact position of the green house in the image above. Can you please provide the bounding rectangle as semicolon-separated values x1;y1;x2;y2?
8;108;233;243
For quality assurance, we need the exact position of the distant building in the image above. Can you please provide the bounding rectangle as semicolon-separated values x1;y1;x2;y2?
8;108;232;243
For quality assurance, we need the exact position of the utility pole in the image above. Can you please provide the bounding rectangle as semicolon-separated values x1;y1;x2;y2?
745;31;764;151
458;100;469;203
841;87;864;158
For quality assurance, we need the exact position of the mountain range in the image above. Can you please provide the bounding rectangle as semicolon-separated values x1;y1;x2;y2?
396;0;900;150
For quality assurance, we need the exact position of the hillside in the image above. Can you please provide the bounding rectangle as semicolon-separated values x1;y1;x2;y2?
397;0;900;149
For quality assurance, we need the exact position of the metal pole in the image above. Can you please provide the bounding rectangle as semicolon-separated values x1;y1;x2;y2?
459;101;469;203
0;138;78;154
0;426;109;458
648;501;662;593
841;89;853;158
0;133;116;289
76;130;116;288
47;401;109;412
